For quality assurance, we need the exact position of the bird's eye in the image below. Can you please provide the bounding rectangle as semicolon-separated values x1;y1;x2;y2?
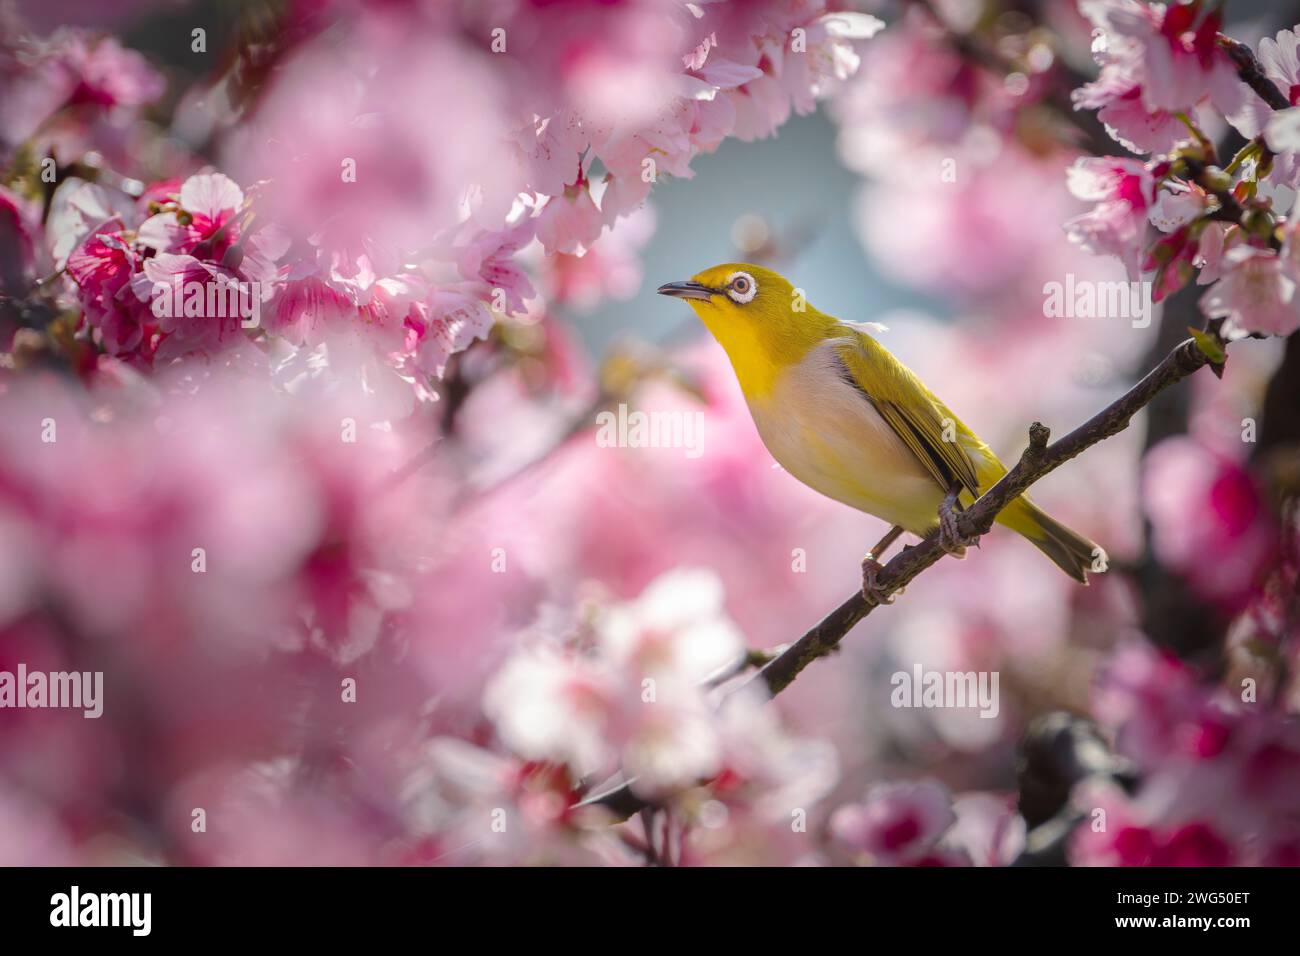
726;271;757;304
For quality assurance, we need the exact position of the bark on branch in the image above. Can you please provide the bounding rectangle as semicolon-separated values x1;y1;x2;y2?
1219;36;1292;112
750;336;1213;697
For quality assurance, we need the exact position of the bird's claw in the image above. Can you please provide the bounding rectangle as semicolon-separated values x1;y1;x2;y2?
861;555;896;607
938;496;979;557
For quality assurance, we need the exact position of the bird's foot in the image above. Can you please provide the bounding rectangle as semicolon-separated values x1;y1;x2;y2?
938;494;979;558
861;555;896;607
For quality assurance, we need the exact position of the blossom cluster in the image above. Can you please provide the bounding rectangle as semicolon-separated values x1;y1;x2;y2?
1071;643;1300;866
1067;1;1300;338
4;3;882;407
0;0;901;866
1;0;1298;870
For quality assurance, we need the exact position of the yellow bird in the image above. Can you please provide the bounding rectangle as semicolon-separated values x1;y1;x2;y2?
658;263;1100;600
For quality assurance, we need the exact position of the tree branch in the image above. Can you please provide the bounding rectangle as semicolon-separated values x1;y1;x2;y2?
1219;36;1292;112
582;334;1219;818
582;18;1290;827
751;336;1212;697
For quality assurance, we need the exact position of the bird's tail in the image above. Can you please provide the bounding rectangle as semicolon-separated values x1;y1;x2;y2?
997;497;1100;584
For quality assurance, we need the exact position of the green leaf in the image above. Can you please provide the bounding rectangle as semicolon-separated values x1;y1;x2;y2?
1188;327;1226;364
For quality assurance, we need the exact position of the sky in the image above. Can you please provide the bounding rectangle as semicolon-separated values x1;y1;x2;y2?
569;107;935;356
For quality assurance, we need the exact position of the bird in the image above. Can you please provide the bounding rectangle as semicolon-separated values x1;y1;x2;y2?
658;262;1101;602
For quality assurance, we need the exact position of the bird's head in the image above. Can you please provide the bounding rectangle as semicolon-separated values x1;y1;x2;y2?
657;262;790;319
658;263;830;393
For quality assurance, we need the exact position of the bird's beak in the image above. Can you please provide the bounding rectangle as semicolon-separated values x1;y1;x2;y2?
657;280;715;301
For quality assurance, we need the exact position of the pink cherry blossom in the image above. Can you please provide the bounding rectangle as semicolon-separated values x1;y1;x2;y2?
1093;643;1226;768
455;220;537;315
467;0;685;126
544;204;655;311
130;253;260;362
1259;25;1300;102
1078;0;1247;124
599;568;745;686
405;739;627;866
1147;184;1205;234
1143;436;1276;609
484;643;620;776
1073;73;1189;156
5;0;1299;873
57;172;296;367
1192;221;1235;285
1198;244;1300;338
1255;28;1300;187
830;780;965;866
1063;156;1155;279
44;177;138;267
946;793;1027;867
0;28;163;157
136;173;245;258
534;178;606;257
482;568;751;798
44;29;165;109
1070;779;1237;866
1142;3;1243;115
406;285;496;382
223;24;518;256
65;222;152;357
1074;642;1300;866
835;14;1002;177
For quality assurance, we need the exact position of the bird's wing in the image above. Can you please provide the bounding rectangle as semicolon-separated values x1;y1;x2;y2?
831;329;983;497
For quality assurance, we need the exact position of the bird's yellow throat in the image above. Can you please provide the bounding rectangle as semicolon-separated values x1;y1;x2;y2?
688;300;791;400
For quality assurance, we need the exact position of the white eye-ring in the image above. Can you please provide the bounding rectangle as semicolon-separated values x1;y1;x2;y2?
725;271;757;304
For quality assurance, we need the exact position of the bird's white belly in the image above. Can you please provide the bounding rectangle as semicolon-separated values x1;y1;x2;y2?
747;348;944;534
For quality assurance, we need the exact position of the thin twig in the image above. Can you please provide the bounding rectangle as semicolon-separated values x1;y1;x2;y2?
1219;36;1292;112
702;646;784;690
